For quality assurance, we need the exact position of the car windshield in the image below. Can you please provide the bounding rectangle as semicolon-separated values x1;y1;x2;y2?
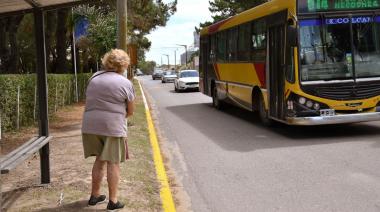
154;70;163;74
180;71;199;78
164;71;176;75
299;16;380;82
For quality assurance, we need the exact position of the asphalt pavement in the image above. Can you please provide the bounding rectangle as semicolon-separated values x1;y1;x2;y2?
139;75;380;212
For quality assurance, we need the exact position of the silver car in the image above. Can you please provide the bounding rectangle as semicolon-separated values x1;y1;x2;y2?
161;71;177;83
152;69;163;80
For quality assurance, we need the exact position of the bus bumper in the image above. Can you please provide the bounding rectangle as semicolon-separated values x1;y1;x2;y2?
286;112;380;125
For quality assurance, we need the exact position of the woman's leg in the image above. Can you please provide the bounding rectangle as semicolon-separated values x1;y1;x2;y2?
91;156;106;196
107;161;120;203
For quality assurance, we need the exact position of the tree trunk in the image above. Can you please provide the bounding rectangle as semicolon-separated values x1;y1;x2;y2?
0;18;8;73
7;15;24;74
56;8;69;73
45;11;56;73
76;47;81;73
82;48;89;73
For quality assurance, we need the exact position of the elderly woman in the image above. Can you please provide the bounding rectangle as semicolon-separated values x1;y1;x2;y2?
82;49;135;211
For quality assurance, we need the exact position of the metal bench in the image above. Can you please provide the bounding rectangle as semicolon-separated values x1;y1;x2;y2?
1;136;52;174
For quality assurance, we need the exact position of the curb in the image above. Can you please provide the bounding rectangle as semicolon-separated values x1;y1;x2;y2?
137;80;176;212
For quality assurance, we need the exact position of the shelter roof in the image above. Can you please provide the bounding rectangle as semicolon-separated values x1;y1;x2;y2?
0;0;92;17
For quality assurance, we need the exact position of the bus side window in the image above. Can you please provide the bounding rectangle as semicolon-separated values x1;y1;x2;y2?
217;31;227;62
227;27;238;61
252;20;267;62
210;34;216;62
238;23;251;62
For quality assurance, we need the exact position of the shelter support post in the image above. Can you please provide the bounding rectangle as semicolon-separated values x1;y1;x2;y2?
34;8;50;184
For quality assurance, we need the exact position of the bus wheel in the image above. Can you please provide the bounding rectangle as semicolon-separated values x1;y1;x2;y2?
212;86;224;110
259;94;273;126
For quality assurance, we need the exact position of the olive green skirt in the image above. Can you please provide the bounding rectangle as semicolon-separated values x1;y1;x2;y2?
82;133;128;163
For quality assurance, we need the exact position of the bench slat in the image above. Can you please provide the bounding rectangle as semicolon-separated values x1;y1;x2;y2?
1;137;46;169
0;136;39;164
1;136;52;174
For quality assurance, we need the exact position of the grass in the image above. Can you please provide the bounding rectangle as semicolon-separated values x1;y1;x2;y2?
117;79;161;211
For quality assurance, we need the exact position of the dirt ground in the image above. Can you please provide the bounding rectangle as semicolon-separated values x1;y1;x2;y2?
1;86;162;211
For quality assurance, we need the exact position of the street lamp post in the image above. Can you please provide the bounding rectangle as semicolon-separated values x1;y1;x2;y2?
176;44;187;67
163;54;169;69
174;50;177;70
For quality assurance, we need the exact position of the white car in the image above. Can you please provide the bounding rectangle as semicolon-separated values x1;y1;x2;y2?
161;71;177;83
174;70;199;92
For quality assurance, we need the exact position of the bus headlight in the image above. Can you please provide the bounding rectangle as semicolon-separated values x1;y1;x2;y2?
287;93;329;117
306;100;313;108
298;97;306;105
313;103;320;110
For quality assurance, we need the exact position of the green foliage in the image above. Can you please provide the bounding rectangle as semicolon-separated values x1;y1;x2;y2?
128;0;177;34
138;60;156;75
17;14;36;74
1;1;177;75
0;73;91;132
86;10;118;58
74;0;177;62
198;0;267;29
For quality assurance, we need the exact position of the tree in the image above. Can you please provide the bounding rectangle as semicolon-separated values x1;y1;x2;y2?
45;11;57;73
138;60;156;75
0;0;177;74
198;0;266;29
73;0;177;71
0;15;24;74
56;8;70;73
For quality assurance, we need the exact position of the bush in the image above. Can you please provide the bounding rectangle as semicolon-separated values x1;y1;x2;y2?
0;73;92;132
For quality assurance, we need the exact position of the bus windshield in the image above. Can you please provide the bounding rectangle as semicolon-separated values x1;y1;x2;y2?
299;16;380;82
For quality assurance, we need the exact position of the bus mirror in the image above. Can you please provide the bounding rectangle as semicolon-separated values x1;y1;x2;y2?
287;26;297;47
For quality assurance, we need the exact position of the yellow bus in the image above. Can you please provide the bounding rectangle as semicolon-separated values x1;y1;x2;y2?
199;0;380;125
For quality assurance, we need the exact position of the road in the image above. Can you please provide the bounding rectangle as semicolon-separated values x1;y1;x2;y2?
139;75;380;212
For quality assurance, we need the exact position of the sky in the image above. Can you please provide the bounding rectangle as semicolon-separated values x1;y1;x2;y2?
145;0;212;65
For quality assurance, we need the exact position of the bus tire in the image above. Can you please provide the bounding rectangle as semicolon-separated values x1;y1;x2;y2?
212;86;224;110
259;94;273;126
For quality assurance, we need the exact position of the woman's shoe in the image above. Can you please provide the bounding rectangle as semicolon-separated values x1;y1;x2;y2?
107;200;125;211
88;194;107;206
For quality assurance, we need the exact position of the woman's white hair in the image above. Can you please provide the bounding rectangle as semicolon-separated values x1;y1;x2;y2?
101;49;130;73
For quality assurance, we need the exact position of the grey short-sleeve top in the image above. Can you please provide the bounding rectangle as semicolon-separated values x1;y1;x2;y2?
82;71;135;137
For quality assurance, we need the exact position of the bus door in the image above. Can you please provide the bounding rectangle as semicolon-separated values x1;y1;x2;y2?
267;13;287;120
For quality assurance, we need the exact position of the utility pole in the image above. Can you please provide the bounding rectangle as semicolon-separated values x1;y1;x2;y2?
174;50;177;71
117;0;132;78
163;54;169;70
176;44;187;67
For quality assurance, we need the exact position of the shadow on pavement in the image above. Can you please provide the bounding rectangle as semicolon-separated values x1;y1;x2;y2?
166;103;380;151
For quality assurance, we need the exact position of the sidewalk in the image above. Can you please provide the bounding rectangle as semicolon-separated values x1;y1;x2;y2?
1;84;162;211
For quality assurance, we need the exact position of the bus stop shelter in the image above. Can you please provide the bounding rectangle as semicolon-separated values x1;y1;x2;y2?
0;0;95;184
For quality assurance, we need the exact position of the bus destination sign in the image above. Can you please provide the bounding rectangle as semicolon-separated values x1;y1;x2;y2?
298;0;380;13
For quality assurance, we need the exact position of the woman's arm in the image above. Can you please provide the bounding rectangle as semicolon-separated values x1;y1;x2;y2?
127;100;135;117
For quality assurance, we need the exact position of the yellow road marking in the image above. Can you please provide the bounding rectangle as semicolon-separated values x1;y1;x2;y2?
138;80;176;212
